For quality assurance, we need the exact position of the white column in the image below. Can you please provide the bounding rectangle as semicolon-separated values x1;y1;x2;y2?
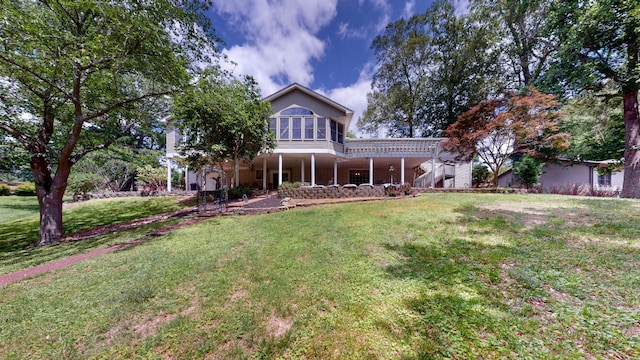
185;165;189;191
431;158;436;188
369;157;374;185
278;153;283;186
262;157;267;190
401;157;405;184
301;158;305;183
333;159;338;185
311;153;316;186
166;158;172;192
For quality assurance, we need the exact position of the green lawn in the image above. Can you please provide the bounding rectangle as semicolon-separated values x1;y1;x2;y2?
0;196;192;274
0;196;40;223
1;193;639;359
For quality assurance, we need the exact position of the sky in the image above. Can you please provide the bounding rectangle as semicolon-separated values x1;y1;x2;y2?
206;0;470;135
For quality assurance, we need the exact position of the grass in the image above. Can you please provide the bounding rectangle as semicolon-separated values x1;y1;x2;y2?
0;196;192;275
0;196;40;223
1;193;639;358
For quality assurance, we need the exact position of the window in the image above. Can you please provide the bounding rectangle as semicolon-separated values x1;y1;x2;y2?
304;117;314;140
281;107;313;116
598;174;612;186
292;117;302;140
330;119;337;142
279;117;289;139
349;170;369;185
338;123;344;144
269;118;277;136
316;117;326;139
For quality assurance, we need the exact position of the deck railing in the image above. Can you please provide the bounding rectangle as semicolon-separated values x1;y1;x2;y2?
345;138;445;158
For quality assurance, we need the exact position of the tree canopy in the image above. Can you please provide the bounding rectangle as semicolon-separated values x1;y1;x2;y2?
0;0;219;245
547;0;640;198
172;69;275;187
443;88;570;186
358;0;500;137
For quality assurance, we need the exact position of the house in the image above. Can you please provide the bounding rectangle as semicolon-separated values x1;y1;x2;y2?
165;83;472;192
498;159;624;193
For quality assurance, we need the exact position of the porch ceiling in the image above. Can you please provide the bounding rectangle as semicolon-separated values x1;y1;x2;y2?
247;153;428;170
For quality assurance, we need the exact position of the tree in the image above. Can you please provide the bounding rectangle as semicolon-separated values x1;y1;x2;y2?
172;69;275;186
472;164;491;187
513;154;545;189
358;16;431;137
358;0;501;137
548;0;640;198
560;93;625;162
0;0;218;246
472;0;555;88
443;88;570;186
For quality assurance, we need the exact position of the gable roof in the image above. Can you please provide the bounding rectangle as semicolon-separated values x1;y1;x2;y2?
264;83;354;116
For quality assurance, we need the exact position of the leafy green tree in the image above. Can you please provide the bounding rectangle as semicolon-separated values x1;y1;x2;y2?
0;0;218;246
472;0;555;88
472;164;491;187
513;154;545;189
136;165;166;192
172;69;275;187
358;16;431;137
358;0;500;137
560;93;625;162
547;0;640;198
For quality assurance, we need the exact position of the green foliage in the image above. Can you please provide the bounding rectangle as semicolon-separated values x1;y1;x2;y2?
472;164;491;187
278;181;302;189
136;165;166;191
0;184;10;196
513;154;545;189
560;93;625;161
66;172;104;195
13;183;35;196
227;186;251;199
359;1;500;137
0;0;219;244
173;68;275;169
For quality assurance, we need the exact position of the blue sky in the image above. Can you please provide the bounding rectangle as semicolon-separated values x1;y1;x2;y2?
206;0;469;134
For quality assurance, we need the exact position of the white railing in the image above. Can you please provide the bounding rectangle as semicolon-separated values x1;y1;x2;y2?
345;138;445;158
413;163;456;188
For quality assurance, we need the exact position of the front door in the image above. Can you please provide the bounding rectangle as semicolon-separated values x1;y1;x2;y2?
272;172;290;189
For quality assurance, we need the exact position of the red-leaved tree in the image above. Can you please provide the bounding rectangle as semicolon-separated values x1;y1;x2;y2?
443;88;571;187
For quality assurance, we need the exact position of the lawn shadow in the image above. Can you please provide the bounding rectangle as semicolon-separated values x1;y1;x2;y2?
382;237;518;359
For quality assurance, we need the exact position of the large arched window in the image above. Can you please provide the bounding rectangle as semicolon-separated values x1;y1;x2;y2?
269;106;343;144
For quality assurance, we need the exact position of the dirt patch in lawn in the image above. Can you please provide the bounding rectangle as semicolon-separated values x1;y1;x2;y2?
479;202;590;228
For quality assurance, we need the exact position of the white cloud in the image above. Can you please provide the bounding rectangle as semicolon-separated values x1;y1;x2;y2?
316;63;375;137
451;0;470;16
214;0;338;94
402;0;416;19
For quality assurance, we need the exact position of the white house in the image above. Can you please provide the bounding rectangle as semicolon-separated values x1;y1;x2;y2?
165;83;472;192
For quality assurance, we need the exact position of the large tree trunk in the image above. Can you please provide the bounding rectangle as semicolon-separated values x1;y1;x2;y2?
32;155;71;246
36;189;65;246
621;90;640;199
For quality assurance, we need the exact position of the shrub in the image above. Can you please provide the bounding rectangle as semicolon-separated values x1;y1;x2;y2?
66;172;104;195
14;183;36;196
278;181;302;189
513;154;544;189
227;185;251;199
472;164;491;187
0;184;10;196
